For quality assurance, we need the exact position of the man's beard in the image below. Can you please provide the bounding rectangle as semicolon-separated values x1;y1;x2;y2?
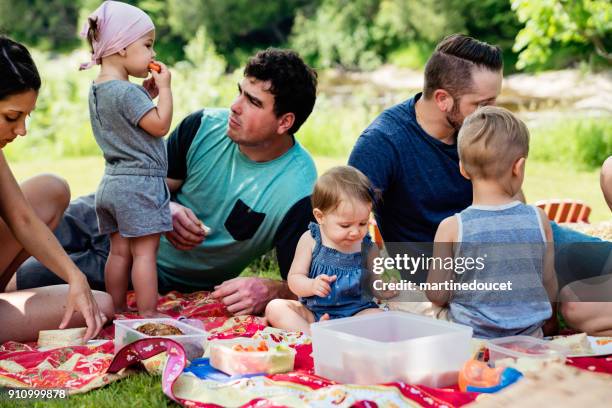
445;96;464;132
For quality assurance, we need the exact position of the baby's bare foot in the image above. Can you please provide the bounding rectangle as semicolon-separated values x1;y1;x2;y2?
319;313;330;322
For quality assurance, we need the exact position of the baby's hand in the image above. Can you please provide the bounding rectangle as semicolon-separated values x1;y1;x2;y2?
150;60;171;90
311;275;336;298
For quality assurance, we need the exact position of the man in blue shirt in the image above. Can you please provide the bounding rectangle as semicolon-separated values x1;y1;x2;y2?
349;34;612;335
12;49;318;316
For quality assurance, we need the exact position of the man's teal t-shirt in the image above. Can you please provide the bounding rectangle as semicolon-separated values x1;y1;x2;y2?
157;109;317;289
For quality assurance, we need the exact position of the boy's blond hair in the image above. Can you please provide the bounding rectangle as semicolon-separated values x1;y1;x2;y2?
312;166;372;213
458;106;529;179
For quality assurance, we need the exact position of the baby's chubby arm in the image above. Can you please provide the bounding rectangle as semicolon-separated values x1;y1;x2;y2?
138;61;173;137
287;231;336;298
425;215;457;306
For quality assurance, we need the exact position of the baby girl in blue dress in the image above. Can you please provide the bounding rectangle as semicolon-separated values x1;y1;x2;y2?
266;166;383;334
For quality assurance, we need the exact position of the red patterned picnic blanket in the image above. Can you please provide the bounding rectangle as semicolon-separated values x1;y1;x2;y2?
1;291;610;407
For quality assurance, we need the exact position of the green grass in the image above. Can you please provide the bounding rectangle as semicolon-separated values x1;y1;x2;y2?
0;372;180;408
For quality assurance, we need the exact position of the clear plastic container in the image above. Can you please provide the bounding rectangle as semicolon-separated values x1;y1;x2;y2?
114;318;208;360
208;338;296;375
311;311;473;387
487;335;569;367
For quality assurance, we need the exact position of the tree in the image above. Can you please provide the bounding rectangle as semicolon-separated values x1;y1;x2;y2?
0;0;81;51
512;0;612;69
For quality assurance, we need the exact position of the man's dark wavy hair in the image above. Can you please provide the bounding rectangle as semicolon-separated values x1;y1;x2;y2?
244;48;317;135
424;34;502;99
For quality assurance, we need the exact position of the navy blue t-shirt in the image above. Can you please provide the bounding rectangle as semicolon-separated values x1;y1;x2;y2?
348;93;472;243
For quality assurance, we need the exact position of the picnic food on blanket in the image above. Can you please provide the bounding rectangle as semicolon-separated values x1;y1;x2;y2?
148;62;161;72
458;360;523;393
596;338;612;346
209;339;296;375
37;327;87;348
486;335;569;370
136;322;184;336
114;318;208;360
467;362;612;407
232;340;268;352
550;333;594;355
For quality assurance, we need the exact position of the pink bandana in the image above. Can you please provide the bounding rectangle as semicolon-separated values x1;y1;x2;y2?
79;1;154;70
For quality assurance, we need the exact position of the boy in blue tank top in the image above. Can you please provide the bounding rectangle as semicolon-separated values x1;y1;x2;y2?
426;106;558;338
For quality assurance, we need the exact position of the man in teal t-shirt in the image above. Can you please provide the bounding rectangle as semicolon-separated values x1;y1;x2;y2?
13;49;318;316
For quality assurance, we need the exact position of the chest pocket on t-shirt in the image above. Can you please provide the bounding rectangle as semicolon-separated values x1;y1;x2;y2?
224;199;266;241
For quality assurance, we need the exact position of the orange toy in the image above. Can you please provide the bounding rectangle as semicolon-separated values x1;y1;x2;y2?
458;360;503;392
148;62;161;73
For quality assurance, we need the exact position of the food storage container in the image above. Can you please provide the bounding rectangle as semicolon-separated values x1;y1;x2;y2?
311;311;473;386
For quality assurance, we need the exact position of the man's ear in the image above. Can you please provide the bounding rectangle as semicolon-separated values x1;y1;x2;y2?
459;160;471;180
433;89;453;113
513;157;526;177
313;208;324;224
277;112;295;135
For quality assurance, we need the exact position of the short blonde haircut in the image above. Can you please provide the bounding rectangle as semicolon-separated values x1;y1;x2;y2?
458;106;530;179
312;166;372;213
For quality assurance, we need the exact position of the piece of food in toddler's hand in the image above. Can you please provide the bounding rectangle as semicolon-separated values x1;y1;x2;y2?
38;327;87;348
148;62;161;73
136;322;183;336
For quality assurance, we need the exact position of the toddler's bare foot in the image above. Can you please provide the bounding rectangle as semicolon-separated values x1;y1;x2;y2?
319;313;330;322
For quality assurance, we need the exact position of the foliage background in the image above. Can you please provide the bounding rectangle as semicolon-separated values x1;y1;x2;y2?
0;0;610;220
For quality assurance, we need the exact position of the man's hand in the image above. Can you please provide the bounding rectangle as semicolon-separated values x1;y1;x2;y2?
211;277;276;315
310;274;336;298
165;202;209;250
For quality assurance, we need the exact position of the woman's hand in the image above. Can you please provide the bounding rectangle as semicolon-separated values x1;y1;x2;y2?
59;275;106;342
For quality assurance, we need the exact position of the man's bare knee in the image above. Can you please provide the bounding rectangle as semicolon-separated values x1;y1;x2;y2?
21;174;70;227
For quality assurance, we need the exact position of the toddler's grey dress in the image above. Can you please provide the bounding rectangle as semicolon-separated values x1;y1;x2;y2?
89;80;172;238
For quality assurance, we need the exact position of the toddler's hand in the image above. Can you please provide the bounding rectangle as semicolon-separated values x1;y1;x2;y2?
311;274;337;298
142;77;158;99
150;60;171;90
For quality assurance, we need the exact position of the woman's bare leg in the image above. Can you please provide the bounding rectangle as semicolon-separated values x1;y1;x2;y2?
0;285;114;343
560;274;612;336
0;174;70;292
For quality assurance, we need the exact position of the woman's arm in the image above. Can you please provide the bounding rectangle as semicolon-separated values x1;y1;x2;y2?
425;216;458;306
0;152;104;340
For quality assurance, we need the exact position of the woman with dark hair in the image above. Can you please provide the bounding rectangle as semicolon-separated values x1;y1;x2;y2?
0;36;113;342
